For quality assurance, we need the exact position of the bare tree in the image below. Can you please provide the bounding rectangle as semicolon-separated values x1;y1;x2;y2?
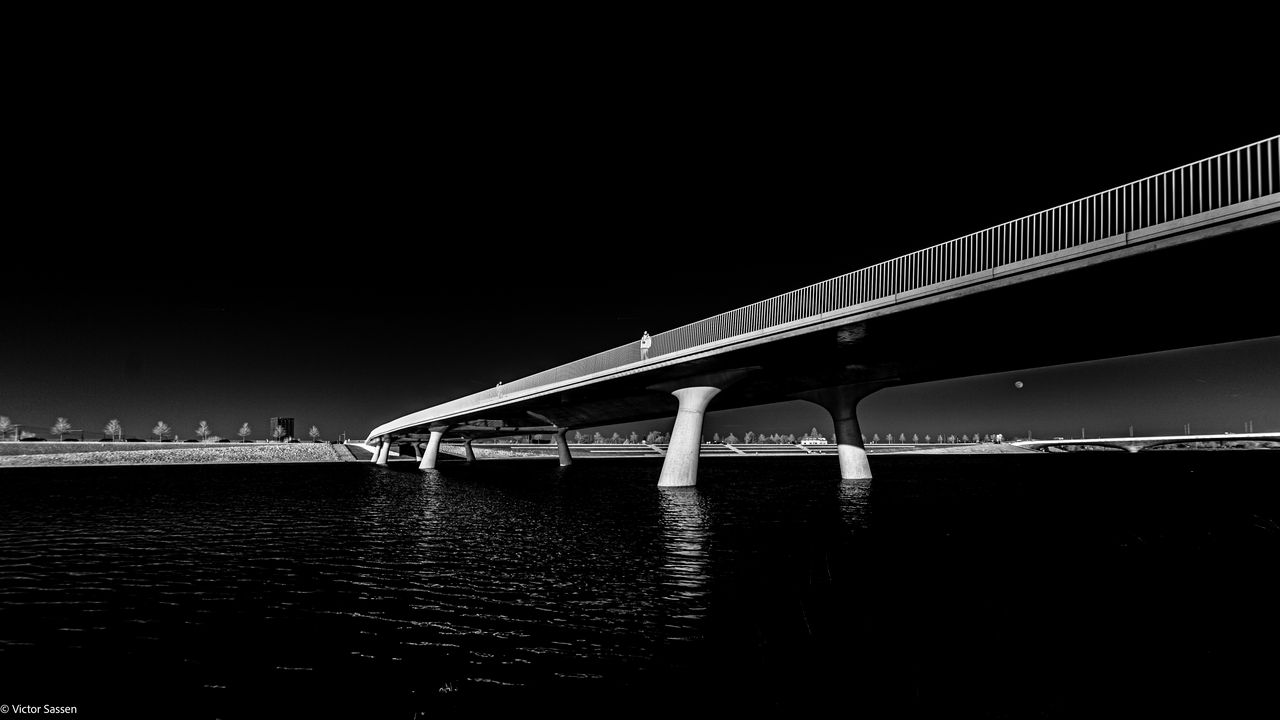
196;421;212;441
272;424;286;442
0;416;12;441
153;421;171;441
105;419;122;441
574;431;585;444
912;433;920;443
238;423;251;442
309;425;320;442
51;417;73;441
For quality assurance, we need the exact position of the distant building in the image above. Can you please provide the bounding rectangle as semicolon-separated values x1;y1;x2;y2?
270;417;295;440
800;432;829;445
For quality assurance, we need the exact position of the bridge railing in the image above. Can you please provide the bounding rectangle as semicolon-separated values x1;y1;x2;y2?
382;136;1279;430
649;135;1278;357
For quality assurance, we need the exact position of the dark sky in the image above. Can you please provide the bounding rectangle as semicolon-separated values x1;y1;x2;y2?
2;66;1277;442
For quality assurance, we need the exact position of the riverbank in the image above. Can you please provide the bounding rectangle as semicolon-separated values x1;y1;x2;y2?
429;442;1040;460
0;442;348;467
900;444;1039;454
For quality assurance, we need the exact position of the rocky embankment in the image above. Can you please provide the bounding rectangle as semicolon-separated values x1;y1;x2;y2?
0;443;346;467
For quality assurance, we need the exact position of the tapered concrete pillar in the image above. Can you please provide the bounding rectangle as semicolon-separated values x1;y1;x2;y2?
654;369;757;488
795;383;888;481
831;409;870;481
368;440;382;464
463;438;476;462
658;386;720;487
419;429;445;470
375;439;391;466
554;428;572;467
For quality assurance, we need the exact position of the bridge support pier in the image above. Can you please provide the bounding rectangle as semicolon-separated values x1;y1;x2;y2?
375;438;391;466
796;383;890;481
555;428;572;467
658;387;720;487
655;369;756;487
419;428;446;470
463;438;476;462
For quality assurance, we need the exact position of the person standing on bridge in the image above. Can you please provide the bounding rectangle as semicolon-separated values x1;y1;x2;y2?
640;331;652;361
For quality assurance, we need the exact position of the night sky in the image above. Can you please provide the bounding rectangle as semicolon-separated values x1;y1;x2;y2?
3;69;1277;443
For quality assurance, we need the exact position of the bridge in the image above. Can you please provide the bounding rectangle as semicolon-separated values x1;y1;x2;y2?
367;135;1280;486
1015;432;1280;453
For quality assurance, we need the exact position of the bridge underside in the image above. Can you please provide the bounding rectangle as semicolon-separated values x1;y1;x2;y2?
374;213;1279;482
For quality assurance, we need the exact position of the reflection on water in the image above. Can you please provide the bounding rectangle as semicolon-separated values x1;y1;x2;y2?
657;488;709;639
837;477;873;530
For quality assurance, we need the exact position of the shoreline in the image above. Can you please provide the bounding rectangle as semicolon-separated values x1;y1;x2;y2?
4;440;1269;468
0;442;351;468
0;459;350;470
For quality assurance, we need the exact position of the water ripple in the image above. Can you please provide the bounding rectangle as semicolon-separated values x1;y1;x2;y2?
3;454;1275;715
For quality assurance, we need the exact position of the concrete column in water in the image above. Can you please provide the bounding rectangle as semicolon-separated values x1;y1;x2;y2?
419;428;447;470
375;438;391;466
795;383;887;481
657;386;721;487
463;438;476;462
654;368;756;488
555;428;572;467
368;439;383;464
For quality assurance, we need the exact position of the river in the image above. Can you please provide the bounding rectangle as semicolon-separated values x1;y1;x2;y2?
1;452;1276;717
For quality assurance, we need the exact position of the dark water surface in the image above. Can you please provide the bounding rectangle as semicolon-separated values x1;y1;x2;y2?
1;453;1277;718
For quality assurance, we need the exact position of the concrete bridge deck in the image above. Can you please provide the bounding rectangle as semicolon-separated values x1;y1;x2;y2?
365;136;1280;485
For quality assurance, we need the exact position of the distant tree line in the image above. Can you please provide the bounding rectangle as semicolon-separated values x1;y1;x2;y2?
865;432;1005;444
